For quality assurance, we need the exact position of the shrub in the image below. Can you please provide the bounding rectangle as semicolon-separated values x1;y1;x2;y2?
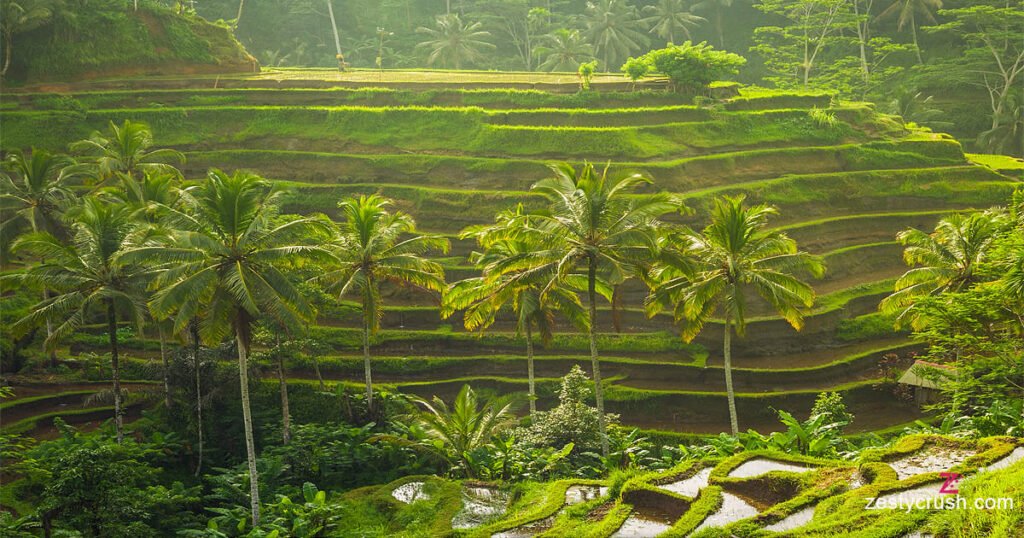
516;365;618;454
634;42;746;93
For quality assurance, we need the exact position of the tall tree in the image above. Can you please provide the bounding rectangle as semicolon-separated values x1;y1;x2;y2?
876;0;941;64
641;0;707;45
880;212;1003;328
415;13;496;69
322;195;447;413
133;170;329;526
506;163;680;456
753;0;855;87
536;28;594;71
71;120;184;184
648;196;824;435
0;0;53;77
690;0;734;48
926;3;1024;138
9;199;150;443
0;150;82;367
444;208;585;414
584;0;649;70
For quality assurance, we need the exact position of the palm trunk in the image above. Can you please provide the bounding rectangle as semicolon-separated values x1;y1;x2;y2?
235;315;261;526
44;288;56;368
588;257;609;457
314;359;325;391
2;34;12;77
107;301;124;444
363;298;374;412
526;324;536;415
159;327;171;409
327;0;344;70
235;0;246;29
911;15;923;65
276;334;291;445
715;9;725;49
192;323;204;476
723;315;739;435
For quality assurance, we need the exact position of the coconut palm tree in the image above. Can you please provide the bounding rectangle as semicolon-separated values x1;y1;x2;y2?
415;13;496;69
8;199;151;443
502;163;680;456
881;212;1003;328
0;150;84;367
130;169;330;526
71;120;185;184
641;0;706;45
690;0;734;49
411;384;519;478
648;196;824;435
444;208;586;415
321;195;448;413
876;0;942;64
536;29;595;72
584;0;649;70
0;0;53;77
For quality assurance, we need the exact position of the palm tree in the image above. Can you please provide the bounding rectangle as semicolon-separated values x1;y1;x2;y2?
648;196;824;435
8;199;150;443
641;0;707;45
131;170;329;526
690;0;734;49
321;195;448;412
584;0;649;70
536;29;595;72
880;212;1002;328
411;384;519;478
444;208;585;415
505;163;680;456
1;149;83;367
876;0;942;64
71;120;185;184
415;14;496;69
0;0;53;77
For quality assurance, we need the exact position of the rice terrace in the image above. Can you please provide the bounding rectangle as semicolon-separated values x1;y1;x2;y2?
0;1;1022;536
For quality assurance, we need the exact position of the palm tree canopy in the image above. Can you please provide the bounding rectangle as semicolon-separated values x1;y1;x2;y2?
321;194;448;333
584;0;650;68
536;29;595;72
444;207;587;339
0;0;53;37
70;120;185;183
0;149;81;241
641;0;707;44
494;163;681;304
415;14;496;69
649;195;825;340
7;198;150;348
880;211;1004;326
876;0;943;30
128;169;331;345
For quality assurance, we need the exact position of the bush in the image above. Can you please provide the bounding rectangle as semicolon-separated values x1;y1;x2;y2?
516;365;618;454
632;42;747;93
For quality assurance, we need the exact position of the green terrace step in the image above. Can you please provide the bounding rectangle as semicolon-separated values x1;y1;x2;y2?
280;166;1016;232
178;138;966;190
286;341;915;391
780;210;972;252
5;86;830;112
372;376;922;434
0;107;871;160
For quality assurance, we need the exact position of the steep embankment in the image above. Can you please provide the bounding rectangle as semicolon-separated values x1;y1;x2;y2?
4;5;254;84
2;72;1020;436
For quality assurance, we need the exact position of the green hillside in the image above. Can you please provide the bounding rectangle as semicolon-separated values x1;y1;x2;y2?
4;70;1019;438
3;4;254;83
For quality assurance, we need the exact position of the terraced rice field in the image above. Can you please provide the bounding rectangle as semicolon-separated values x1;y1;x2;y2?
3;70;1021;437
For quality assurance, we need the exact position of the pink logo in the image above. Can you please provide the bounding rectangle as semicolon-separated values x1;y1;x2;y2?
939;472;961;494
